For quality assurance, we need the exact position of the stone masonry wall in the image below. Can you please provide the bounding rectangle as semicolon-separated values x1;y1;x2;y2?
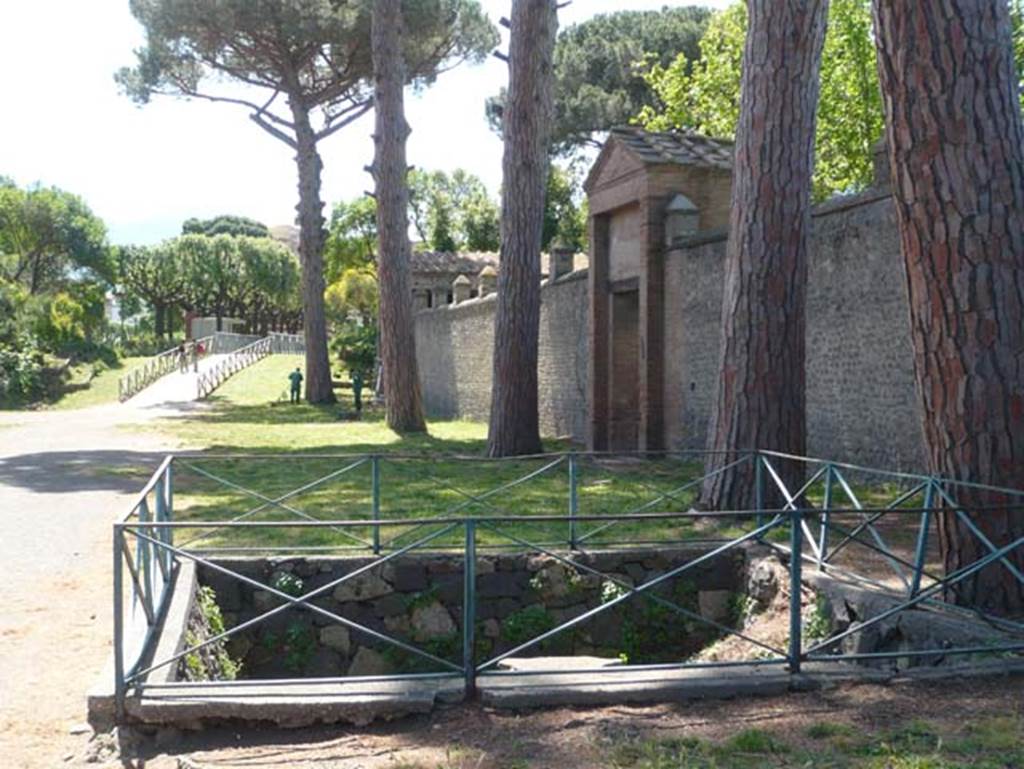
664;191;923;469
198;547;744;679
415;270;589;441
414;192;925;470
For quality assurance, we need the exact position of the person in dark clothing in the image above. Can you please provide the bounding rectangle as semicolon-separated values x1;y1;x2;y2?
288;367;303;403
351;371;364;413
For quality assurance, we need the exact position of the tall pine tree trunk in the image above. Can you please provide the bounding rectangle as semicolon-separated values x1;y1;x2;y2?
372;0;426;433
487;0;558;457
291;102;336;405
701;0;828;510
873;0;1024;615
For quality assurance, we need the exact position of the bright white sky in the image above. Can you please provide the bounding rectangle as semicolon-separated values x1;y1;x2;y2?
0;1;727;246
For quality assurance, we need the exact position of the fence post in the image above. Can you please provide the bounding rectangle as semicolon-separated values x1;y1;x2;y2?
818;464;833;570
568;453;579;550
371;455;381;555
754;452;765;532
113;525;125;718
463;519;477;697
788;506;803;674
908;480;935;598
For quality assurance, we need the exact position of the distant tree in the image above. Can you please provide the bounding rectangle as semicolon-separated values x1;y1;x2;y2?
372;0;427;433
118;244;186;339
873;0;1024;615
0;183;111;294
488;0;558;457
542;164;586;252
325;197;378;283
487;7;710;154
463;192;500;251
119;0;496;403
407;168;496;251
637;0;880;200
234;236;302;334
182;215;270;239
326;268;377;327
700;0;829;511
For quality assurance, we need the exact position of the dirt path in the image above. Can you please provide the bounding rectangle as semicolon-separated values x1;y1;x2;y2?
0;361;224;768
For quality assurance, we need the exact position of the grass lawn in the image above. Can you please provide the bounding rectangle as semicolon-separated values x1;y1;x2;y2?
47;355;149;410
142;354;937;565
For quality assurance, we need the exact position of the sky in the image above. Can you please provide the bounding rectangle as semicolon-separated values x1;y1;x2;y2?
0;1;728;246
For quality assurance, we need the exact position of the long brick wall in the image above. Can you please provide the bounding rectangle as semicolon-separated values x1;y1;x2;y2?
415;270;589;441
414;191;926;471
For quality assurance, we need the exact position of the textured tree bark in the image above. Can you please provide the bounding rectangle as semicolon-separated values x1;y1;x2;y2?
873;0;1024;615
291;103;336;404
487;0;558;457
371;0;427;433
701;0;828;511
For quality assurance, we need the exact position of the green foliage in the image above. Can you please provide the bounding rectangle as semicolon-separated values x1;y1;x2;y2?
270;571;304;597
331;320;376;380
281;622;316;672
501;605;555;645
0;343;45;405
542;164;587;253
182;214;269;238
325;197;378;282
408;169;497;252
803;593;832;642
118;0;497;131
0;181;112;294
637;0;883;200
181;586;241;681
326;268;378;327
487;7;711;154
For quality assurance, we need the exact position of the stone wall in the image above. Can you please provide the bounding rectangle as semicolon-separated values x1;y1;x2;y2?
663;190;923;469
413;191;925;470
415;270;589;441
198;546;745;679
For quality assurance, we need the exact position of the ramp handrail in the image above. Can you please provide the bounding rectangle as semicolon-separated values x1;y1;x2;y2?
196;336;272;399
118;336;214;402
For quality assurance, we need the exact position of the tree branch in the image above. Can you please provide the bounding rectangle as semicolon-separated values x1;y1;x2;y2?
315;101;372;141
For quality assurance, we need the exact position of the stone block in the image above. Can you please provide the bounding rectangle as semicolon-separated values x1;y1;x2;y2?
433;574;463;603
478;572;523;599
347;647;393;678
374;594;407;618
382;563;428;592
411;602;457;641
305;648;344;677
698;590;734;624
333;572;393;602
319;626;351;656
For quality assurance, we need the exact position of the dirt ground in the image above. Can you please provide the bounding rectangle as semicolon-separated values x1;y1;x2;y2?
0;373;210;769
78;674;1024;768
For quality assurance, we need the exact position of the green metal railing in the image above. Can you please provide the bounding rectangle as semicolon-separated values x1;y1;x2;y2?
111;450;1024;717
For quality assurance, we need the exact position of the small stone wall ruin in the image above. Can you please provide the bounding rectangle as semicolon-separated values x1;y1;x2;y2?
195;547;745;679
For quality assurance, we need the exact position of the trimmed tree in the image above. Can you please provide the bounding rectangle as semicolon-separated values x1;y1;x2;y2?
487;0;558;457
700;0;829;510
371;0;426;433
873;0;1024;614
118;0;495;403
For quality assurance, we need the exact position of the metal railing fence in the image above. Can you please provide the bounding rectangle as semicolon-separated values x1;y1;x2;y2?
195;336;272;399
117;335;214;401
111;450;1024;716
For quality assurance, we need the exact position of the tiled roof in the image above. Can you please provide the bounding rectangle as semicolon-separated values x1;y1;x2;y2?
409;251;500;274
607;126;733;170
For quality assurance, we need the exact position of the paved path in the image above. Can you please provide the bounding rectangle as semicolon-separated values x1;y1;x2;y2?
0;355;226;767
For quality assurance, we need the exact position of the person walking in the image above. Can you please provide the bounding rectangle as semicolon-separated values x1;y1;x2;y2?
288;367;303;404
177;342;187;373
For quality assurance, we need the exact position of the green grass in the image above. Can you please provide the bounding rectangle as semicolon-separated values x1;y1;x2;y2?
600;716;1024;769
141;356;719;551
48;356;149;410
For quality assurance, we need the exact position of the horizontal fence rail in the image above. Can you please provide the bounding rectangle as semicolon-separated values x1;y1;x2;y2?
110;450;1024;717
